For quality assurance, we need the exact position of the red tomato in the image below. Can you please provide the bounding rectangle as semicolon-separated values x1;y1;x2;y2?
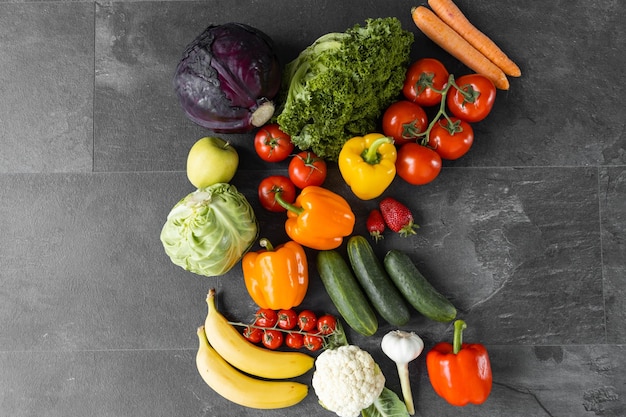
288;151;327;189
297;310;317;332
257;175;296;212
303;334;323;351
396;143;442;185
285;332;304;349
382;100;429;146
262;329;284;350
428;117;475;160
403;58;450;107
277;309;298;330
316;314;337;335
254;124;295;162
242;326;263;344
254;308;278;327
446;74;496;122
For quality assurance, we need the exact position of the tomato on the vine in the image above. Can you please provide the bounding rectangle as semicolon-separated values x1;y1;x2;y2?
382;100;429;146
297;310;317;332
285;332;304;349
242;326;263;344
403;58;450;107
446;74;496;123
277;309;298;330
262;329;284;350
303;334;323;351
254;124;295;162
254;308;278;327
395;142;442;185
288;151;327;189
428;117;475;160
316;314;337;335
257;175;296;212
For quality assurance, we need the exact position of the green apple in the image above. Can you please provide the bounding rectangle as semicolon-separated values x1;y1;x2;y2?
186;136;239;189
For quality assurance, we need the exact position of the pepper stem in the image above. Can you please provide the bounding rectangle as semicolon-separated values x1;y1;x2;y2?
273;191;303;215
362;136;394;164
453;319;467;354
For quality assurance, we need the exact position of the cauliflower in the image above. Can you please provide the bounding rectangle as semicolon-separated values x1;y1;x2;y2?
312;345;385;417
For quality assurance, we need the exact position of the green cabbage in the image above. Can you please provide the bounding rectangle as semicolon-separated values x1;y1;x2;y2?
160;183;258;277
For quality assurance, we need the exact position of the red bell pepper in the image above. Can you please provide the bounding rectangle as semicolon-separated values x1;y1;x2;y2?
426;320;492;406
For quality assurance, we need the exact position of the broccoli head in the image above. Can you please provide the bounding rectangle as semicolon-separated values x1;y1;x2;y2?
275;17;414;161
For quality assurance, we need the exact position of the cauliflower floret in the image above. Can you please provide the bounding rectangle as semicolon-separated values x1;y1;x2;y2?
312;345;385;417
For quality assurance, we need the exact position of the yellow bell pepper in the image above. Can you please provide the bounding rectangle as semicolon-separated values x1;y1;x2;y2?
338;133;397;200
242;238;308;310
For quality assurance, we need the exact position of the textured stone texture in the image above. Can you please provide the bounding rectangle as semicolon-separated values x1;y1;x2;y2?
1;0;625;416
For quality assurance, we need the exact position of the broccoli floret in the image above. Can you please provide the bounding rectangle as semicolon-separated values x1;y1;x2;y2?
275;17;414;161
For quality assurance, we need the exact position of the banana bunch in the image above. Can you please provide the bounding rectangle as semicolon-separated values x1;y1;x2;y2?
195;289;314;409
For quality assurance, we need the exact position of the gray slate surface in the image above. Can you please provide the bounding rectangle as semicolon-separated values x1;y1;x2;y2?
1;0;625;416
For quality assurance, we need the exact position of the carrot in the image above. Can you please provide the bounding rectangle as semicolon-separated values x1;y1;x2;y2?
411;6;510;90
428;0;521;77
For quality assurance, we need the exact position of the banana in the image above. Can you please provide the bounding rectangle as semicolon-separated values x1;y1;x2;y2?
204;288;314;379
195;326;308;409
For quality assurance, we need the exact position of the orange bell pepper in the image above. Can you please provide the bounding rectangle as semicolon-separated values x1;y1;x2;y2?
275;186;355;250
242;238;308;310
426;320;492;406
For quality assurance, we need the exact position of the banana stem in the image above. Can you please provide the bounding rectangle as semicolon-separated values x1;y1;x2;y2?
397;362;415;415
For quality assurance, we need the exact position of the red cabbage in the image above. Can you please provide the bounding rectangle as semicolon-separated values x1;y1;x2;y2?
173;23;281;133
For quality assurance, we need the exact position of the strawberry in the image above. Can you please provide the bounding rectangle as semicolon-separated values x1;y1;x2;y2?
379;197;419;237
366;209;385;242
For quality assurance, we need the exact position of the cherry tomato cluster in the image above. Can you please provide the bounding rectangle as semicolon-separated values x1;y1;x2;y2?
242;308;337;351
383;58;497;186
254;124;328;212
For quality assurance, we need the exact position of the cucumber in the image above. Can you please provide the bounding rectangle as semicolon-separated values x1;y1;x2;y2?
316;250;378;336
347;236;411;326
383;249;457;323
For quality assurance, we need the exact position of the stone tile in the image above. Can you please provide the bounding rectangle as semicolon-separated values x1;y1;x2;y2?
92;0;433;173
0;349;200;417
0;166;599;351
411;344;626;417
2;0;625;416
93;0;626;173
440;0;626;167
94;1;203;173
333;166;603;346
227;166;605;347
0;172;212;351
601;167;626;344
0;3;94;173
2;344;624;417
448;167;605;344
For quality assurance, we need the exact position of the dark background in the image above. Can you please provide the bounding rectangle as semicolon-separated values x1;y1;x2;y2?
1;1;625;416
